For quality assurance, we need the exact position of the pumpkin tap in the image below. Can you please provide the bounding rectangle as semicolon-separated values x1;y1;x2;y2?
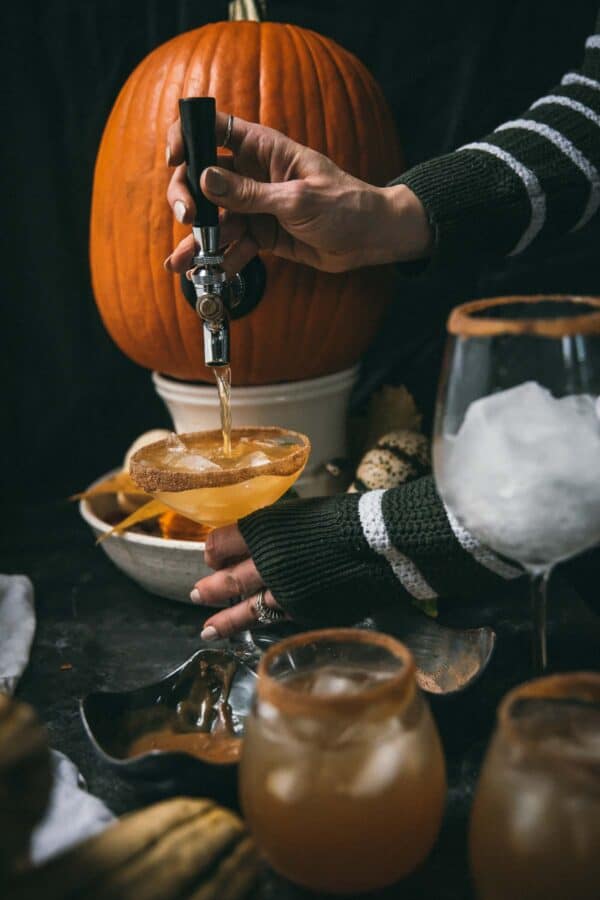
180;97;231;367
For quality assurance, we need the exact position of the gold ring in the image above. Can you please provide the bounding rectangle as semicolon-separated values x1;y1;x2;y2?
222;114;234;150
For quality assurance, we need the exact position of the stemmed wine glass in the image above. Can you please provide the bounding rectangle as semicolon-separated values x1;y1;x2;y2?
433;295;600;673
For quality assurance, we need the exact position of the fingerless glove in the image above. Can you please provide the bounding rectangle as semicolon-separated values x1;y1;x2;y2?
239;476;522;625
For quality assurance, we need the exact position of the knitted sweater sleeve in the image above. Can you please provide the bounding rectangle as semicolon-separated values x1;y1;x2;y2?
393;12;600;260
238;477;522;626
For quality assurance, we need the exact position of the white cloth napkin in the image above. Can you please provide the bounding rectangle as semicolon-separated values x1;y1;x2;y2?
30;751;115;865
0;574;36;694
0;573;115;863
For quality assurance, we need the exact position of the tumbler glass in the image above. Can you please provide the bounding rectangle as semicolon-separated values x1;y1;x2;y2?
470;672;600;900
239;628;447;894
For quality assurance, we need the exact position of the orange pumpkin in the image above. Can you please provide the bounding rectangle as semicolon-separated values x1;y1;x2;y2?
90;21;403;385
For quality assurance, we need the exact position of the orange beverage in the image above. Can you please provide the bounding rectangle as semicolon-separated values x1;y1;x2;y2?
239;629;447;894
129;427;310;528
470;673;600;900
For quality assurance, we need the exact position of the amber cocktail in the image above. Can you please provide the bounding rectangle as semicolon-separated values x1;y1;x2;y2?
239;629;447;894
129;427;310;528
470;673;600;900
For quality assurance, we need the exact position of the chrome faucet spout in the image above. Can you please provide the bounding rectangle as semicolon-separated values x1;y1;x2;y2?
202;318;230;368
190;254;229;367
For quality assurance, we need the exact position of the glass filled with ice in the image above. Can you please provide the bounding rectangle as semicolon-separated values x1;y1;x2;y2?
239;628;447;894
433;296;600;672
470;672;600;900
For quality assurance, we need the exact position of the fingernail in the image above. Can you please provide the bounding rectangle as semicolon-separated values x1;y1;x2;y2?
173;200;187;223
190;588;201;604
201;625;219;642
163;255;173;271
204;167;228;197
166;144;172;166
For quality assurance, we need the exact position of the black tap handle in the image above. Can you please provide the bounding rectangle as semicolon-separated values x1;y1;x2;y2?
179;97;218;228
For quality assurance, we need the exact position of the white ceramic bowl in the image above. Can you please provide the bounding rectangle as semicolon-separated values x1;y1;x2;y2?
79;472;210;603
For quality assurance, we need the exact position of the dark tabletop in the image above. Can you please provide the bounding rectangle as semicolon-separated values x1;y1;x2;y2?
3;499;599;900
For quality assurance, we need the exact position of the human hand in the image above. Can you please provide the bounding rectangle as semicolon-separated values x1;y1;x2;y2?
190;524;288;640
165;111;431;276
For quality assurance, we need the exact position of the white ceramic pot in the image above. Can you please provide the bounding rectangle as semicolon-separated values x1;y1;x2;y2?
153;366;358;497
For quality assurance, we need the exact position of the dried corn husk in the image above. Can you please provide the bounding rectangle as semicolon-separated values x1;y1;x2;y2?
8;797;259;900
71;471;147;501
75;473;209;544
0;695;52;879
96;500;168;543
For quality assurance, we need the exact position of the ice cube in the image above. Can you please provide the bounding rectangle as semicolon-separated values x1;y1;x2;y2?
307;666;393;698
346;739;408;798
240;438;276;449
178;453;221;473
266;765;309;804
237;450;270;469
165;432;187;452
161;449;220;472
309;671;363;697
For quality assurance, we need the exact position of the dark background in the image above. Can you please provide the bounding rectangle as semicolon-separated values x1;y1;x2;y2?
2;0;600;504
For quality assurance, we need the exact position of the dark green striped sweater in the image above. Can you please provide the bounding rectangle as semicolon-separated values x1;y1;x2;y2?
240;15;600;625
396;13;600;261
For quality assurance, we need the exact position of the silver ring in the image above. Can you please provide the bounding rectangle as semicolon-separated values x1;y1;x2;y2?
222;114;234;150
254;589;286;625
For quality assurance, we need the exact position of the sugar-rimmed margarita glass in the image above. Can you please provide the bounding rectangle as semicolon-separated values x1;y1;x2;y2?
129;426;310;528
130;426;310;660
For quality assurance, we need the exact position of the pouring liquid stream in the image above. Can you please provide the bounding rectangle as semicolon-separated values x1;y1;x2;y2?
214;364;260;663
214;365;232;457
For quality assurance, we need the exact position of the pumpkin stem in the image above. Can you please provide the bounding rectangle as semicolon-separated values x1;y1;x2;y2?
228;0;265;21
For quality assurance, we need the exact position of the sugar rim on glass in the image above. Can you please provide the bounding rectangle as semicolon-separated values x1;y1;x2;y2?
256;628;416;718
449;295;600;339
129;426;310;493
498;671;600;777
